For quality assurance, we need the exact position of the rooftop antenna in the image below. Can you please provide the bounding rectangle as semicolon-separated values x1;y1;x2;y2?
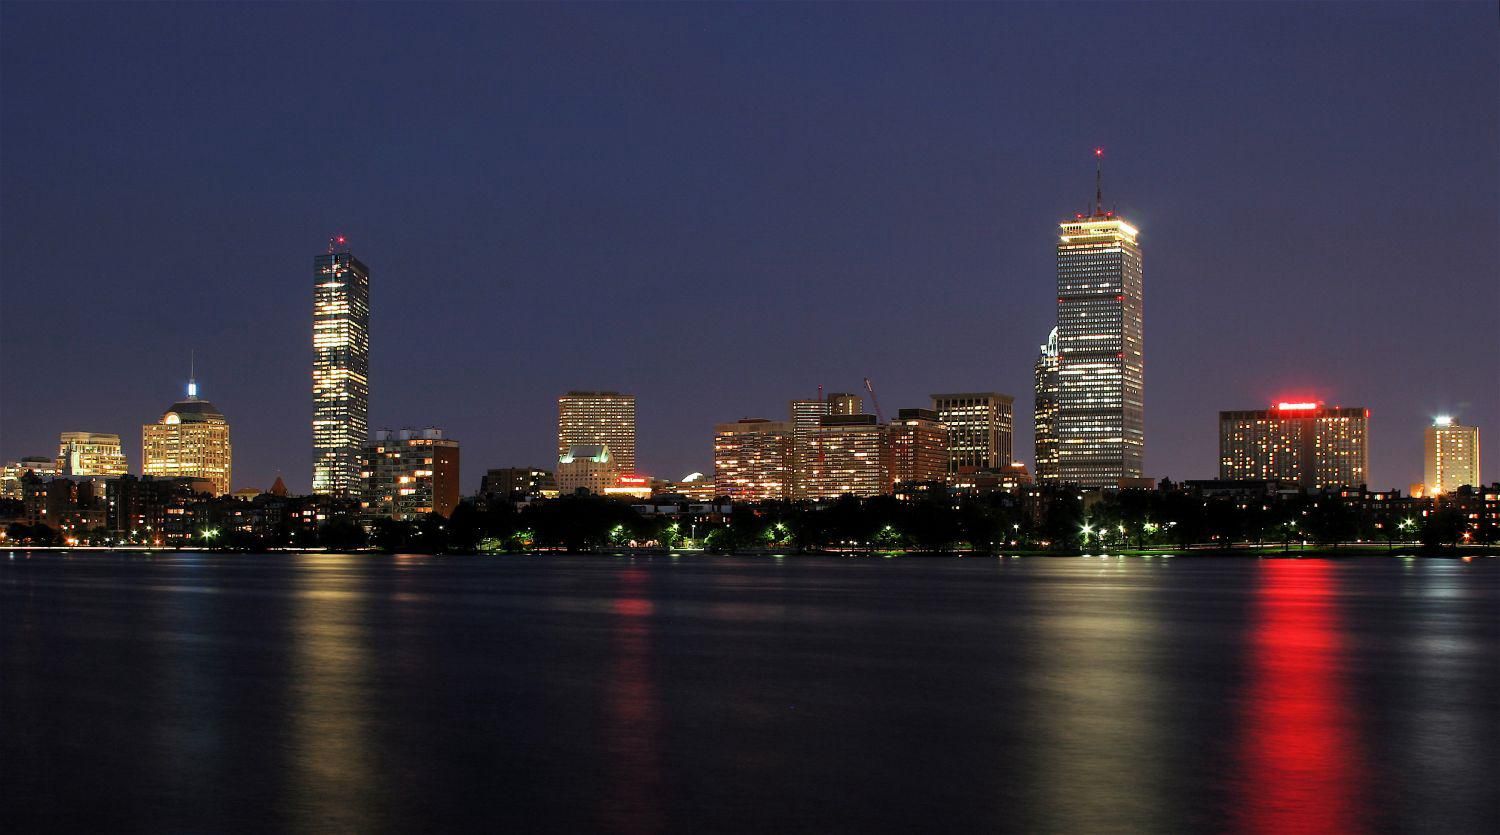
1094;147;1104;216
187;349;198;399
327;234;347;254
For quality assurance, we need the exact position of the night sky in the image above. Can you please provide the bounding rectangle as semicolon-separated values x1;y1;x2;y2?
2;3;1495;494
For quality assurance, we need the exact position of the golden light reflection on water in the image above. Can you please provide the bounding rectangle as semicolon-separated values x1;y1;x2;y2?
1025;558;1170;832
287;555;379;831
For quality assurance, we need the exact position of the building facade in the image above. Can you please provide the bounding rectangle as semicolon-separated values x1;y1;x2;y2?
825;392;863;417
556;444;616;495
1054;173;1144;488
930;393;1014;478
1034;327;1061;483
57;432;128;478
1219;402;1369;489
888;408;948;486
479;467;557;501
804;415;891;499
713;419;794;501
312;243;371;496
142;379;232;495
788;398;832;500
360;428;460;520
558;391;636;476
2;456;59;500
1425;417;1480;496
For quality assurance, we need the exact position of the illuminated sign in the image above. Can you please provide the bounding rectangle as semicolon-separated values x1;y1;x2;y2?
1275;402;1320;411
616;475;648;486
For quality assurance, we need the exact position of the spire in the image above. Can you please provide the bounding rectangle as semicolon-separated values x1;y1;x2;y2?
1094;147;1104;216
187;350;198;400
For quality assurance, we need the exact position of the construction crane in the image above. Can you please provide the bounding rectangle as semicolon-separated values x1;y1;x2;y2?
863;378;885;423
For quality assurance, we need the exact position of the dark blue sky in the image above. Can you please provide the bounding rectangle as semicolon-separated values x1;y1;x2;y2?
3;3;1496;493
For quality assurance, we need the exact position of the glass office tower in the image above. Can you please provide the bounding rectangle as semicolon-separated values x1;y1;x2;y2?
312;242;370;496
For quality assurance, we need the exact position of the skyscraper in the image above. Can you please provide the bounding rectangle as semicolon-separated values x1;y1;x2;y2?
930;393;1014;477
1425;417;1480;496
1054;151;1143;488
557;391;636;475
1034;327;1061;483
1219;401;1369;489
312;239;370;496
788;398;831;499
56;432;127;478
142;374;232;495
713;419;794;501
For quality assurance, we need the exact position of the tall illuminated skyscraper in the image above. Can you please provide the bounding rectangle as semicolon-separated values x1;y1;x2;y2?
1055;151;1143;487
557;391;636;475
930;392;1014;477
1034;327;1061;483
788;398;831;499
142;373;232;495
312;238;370;496
1219;401;1368;489
1424;417;1480;496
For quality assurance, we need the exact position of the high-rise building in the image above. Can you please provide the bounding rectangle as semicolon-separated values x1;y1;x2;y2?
56;432;127;478
1219;402;1369;489
312;240;371;496
826;392;863;416
142;375;232;495
558;391;636;476
930;393;1014;477
888;408;948;485
555;444;616;495
713;419;794;501
1425;417;1480;496
2;456;59;500
1034;327;1061;483
804;415;890;499
789;398;831;500
360;428;460;520
1054;153;1144;488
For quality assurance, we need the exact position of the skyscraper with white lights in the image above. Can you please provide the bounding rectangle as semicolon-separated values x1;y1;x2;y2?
312;238;370;495
1054;151;1143;487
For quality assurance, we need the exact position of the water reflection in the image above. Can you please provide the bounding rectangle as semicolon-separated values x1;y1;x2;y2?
1232;560;1369;834
599;565;663;834
286;555;380;831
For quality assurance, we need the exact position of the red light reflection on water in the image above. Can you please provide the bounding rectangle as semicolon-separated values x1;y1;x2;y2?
600;566;663;834
1233;560;1368;834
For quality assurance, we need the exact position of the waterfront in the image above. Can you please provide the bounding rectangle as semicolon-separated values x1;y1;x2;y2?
3;553;1497;833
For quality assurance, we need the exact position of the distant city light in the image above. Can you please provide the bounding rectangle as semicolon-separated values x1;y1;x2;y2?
1433;415;1453;426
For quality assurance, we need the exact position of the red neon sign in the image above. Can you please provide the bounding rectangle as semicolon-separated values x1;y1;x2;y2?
1275;402;1320;411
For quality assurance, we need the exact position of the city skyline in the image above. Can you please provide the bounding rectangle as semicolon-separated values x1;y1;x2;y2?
2;4;1496;493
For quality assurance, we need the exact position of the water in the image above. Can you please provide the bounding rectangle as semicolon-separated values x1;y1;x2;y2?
2;553;1496;834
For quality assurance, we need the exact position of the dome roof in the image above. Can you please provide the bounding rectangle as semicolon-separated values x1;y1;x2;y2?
164;398;225;422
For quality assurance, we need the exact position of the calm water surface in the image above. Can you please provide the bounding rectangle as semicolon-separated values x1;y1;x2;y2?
3;553;1496;833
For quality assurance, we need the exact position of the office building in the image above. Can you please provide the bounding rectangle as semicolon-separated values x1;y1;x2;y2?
556;444;616;495
826;392;863;416
558;391;636;476
1425;417;1480;496
713;419;794;501
479;467;557;501
789;398;831;499
360;428;460;520
2;456;59;500
1034;327;1061;482
930;393;1014;477
141;376;232;495
312;240;371;496
1219;402;1369;489
804;414;890;499
888;408;948;485
1054;154;1144;487
57;432;127;478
